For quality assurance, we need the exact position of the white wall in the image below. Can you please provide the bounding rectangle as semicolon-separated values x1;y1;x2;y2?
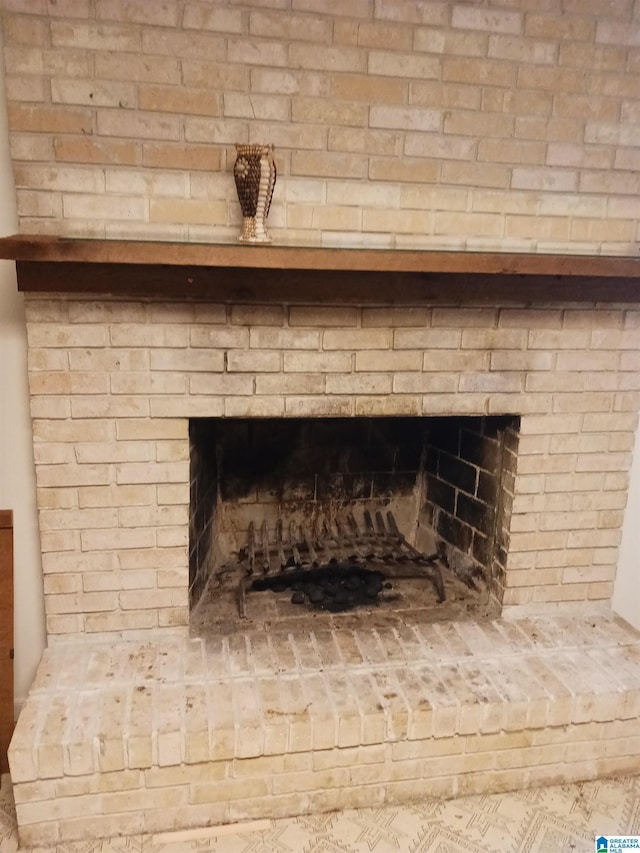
0;22;46;715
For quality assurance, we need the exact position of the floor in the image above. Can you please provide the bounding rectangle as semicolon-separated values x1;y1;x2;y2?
2;772;639;853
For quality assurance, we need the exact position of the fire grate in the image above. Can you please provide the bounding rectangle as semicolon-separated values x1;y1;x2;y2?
237;508;445;617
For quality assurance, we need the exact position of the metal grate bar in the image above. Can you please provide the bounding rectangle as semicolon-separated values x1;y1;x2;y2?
237;506;446;617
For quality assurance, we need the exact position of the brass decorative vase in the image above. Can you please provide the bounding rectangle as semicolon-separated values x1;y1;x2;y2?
233;143;276;243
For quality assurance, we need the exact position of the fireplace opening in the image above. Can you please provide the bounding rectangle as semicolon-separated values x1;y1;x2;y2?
189;415;519;634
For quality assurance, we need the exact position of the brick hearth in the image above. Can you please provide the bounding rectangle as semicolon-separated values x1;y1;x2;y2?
9;614;640;845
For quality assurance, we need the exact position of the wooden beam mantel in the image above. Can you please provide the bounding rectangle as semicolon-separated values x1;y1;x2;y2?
1;234;639;303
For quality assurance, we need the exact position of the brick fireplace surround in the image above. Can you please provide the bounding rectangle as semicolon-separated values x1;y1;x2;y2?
2;234;640;845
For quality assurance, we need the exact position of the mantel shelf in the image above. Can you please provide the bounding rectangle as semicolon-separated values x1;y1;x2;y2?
2;234;640;276
1;234;639;304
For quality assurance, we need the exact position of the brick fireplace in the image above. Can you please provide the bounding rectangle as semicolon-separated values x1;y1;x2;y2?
2;235;640;845
2;0;640;841
7;239;639;633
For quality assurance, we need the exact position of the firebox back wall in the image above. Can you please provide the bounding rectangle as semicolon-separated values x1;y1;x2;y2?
188;416;431;611
24;294;640;641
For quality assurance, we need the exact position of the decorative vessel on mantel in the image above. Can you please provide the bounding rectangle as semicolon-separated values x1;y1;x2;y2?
233;143;277;243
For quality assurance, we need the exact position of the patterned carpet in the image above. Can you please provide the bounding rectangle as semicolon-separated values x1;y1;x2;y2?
2;773;639;853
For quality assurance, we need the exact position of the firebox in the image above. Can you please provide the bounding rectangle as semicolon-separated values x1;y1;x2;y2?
189;415;519;633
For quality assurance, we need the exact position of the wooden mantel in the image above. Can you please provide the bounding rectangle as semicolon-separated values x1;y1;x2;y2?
1;234;639;303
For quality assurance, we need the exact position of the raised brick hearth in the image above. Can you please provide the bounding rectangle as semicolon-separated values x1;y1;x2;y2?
3;239;640;845
9;614;640;845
